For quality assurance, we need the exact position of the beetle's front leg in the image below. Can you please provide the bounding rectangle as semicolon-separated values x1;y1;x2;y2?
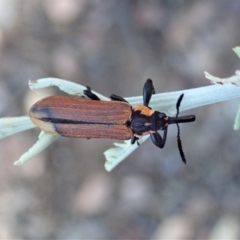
143;79;155;107
150;128;168;149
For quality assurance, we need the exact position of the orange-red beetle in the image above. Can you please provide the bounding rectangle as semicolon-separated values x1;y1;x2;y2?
29;79;196;163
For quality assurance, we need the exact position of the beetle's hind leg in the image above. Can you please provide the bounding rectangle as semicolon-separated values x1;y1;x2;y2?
110;94;128;103
83;86;101;100
143;79;155;107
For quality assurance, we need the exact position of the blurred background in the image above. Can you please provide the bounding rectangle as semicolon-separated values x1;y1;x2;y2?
0;0;240;239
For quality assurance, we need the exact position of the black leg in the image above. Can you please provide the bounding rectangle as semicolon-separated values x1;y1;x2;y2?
110;94;128;103
83;86;100;100
150;128;168;149
131;136;139;144
143;79;155;107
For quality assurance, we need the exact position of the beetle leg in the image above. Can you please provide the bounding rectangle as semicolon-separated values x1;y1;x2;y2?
143;79;155;107
131;136;139;144
83;86;101;100
110;94;128;103
150;128;168;149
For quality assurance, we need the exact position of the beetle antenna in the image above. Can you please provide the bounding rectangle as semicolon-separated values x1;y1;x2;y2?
176;123;186;164
176;93;184;117
176;94;187;164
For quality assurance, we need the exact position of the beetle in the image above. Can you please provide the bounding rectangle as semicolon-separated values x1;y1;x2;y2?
29;79;196;163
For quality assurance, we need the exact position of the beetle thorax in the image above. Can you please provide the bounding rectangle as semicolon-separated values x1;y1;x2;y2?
130;105;157;136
